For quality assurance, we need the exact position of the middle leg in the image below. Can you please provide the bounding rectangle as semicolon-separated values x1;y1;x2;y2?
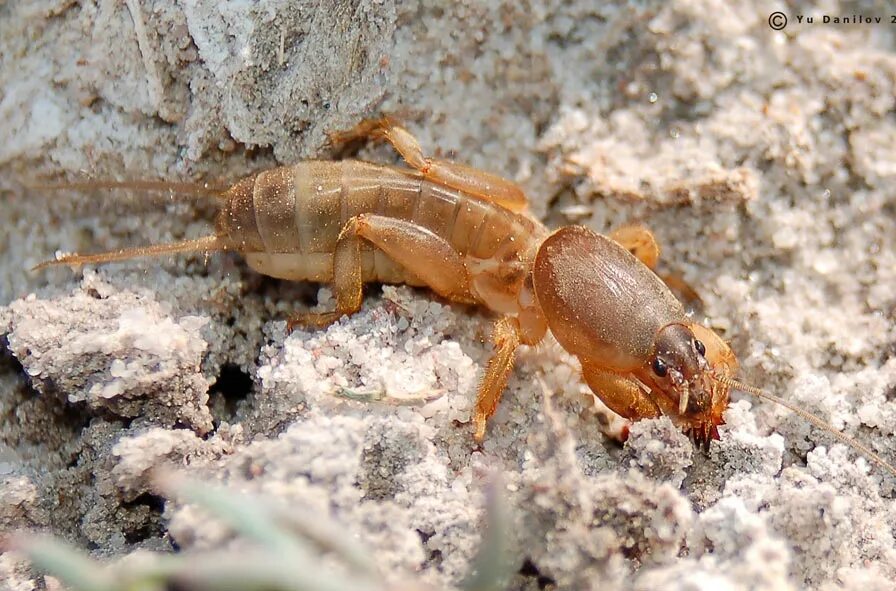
610;224;704;311
474;316;522;442
610;225;660;269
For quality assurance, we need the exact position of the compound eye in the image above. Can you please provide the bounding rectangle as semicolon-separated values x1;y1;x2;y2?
651;357;668;377
694;339;706;357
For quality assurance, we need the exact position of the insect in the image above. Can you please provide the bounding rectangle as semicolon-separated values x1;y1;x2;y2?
33;118;896;475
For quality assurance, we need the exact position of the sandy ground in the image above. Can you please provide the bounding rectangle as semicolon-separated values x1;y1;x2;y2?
2;1;896;590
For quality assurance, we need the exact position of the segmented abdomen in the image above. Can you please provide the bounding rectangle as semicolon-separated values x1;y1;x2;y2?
219;160;543;284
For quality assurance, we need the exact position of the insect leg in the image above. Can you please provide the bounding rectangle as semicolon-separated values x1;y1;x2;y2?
330;118;528;212
474;316;521;442
288;214;475;331
609;225;660;269
288;218;365;330
579;359;662;422
610;224;704;312
350;214;474;302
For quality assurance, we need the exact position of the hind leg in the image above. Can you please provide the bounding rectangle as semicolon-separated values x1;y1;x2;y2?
288;218;365;330
330;118;529;213
350;214;474;302
288;214;474;331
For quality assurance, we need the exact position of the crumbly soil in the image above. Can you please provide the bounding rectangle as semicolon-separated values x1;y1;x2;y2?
2;2;895;590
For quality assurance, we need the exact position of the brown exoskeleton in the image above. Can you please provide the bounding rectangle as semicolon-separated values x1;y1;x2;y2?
33;119;896;474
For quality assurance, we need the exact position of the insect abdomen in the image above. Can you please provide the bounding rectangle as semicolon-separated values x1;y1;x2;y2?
224;160;539;284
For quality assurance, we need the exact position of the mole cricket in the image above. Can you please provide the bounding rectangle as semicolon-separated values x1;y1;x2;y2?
33;118;895;476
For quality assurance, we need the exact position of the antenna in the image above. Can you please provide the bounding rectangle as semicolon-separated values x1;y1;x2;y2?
716;375;896;479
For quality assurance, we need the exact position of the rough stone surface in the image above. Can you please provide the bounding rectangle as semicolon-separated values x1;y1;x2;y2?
3;1;896;590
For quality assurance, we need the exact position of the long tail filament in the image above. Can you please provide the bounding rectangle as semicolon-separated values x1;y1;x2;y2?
31;235;225;271
28;179;228;200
